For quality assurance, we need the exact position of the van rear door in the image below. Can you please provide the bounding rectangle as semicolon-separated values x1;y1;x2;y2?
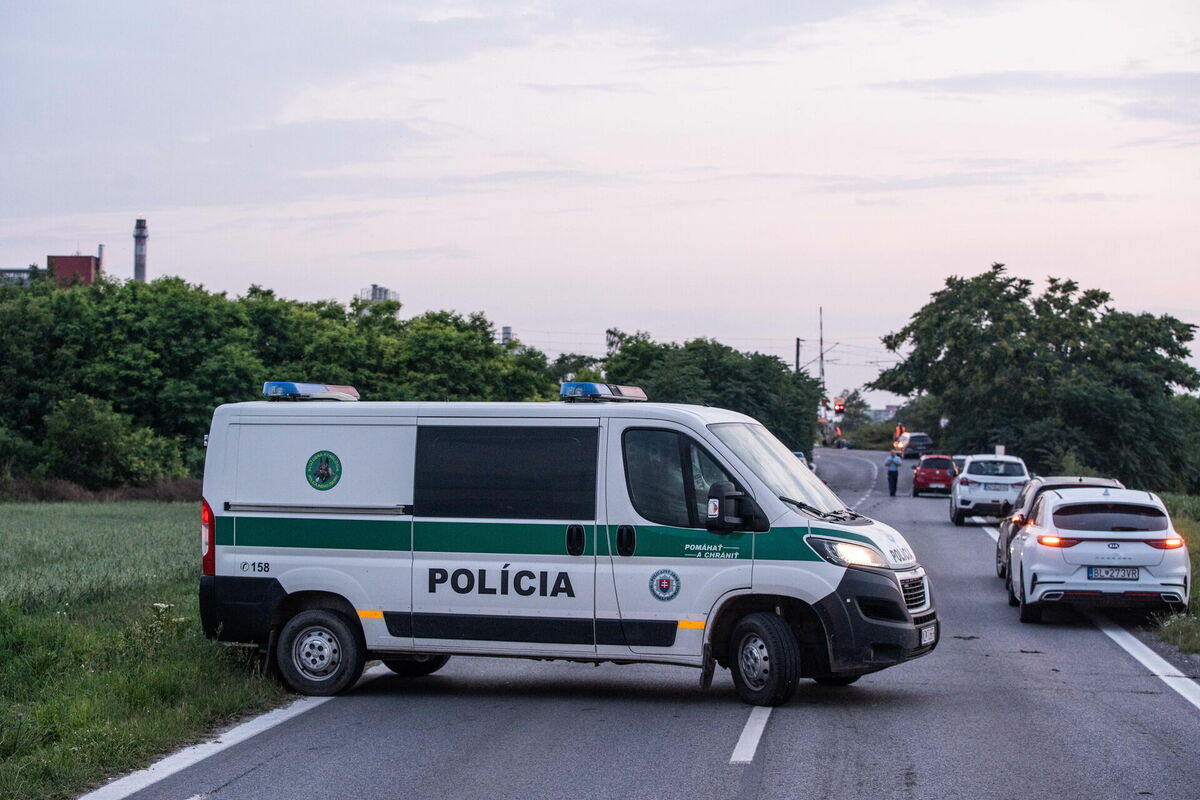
228;416;415;650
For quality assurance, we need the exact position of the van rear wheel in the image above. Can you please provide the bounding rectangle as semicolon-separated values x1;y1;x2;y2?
276;609;365;696
382;654;451;677
728;612;800;706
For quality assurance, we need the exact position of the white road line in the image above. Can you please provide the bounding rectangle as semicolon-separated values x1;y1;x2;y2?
78;667;385;800
841;455;879;509
730;706;773;764
981;525;999;543
1087;612;1200;715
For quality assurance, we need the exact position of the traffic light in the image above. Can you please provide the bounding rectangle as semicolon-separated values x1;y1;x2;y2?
833;396;846;414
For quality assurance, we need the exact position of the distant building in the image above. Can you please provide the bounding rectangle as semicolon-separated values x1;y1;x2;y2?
47;254;102;287
0;266;38;286
359;284;397;303
871;405;901;422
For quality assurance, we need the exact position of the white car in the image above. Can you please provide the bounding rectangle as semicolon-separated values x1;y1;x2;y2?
1007;487;1190;623
949;455;1029;526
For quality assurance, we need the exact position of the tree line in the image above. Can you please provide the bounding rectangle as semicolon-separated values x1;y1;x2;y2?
0;274;820;490
869;264;1200;493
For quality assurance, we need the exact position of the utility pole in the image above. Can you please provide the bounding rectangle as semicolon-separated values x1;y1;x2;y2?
794;337;803;372
818;307;826;399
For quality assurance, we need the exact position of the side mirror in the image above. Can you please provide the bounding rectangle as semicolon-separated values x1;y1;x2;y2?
705;481;770;533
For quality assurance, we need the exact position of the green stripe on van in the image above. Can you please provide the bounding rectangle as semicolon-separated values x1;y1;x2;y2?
214;516;235;546
234;517;408;551
413;521;593;556
752;526;820;561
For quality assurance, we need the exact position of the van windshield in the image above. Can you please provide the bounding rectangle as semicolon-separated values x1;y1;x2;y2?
709;423;847;514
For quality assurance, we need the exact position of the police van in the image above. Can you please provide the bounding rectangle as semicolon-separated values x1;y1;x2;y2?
200;381;938;706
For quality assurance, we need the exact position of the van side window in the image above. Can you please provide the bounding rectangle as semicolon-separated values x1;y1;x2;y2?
623;429;732;528
415;426;597;520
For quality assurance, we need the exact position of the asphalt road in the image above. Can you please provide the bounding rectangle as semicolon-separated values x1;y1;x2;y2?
116;449;1200;800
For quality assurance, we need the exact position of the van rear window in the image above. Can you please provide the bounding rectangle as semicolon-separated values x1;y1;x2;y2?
1052;503;1168;532
415;426;597;519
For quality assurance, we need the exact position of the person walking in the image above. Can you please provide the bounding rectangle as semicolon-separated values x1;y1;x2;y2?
885;450;903;496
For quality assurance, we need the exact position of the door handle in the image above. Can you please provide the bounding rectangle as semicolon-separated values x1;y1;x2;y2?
616;525;636;557
566;524;585;556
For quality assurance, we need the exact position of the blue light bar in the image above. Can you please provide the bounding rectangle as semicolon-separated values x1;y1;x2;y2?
263;381;360;401
560;382;647;402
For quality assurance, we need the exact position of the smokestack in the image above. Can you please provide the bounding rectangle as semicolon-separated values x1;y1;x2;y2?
97;243;104;271
133;218;148;282
501;326;512;345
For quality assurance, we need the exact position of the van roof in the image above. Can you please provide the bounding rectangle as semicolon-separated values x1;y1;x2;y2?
214;400;758;427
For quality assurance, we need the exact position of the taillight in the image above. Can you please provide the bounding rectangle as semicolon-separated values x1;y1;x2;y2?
201;497;216;575
1146;538;1185;550
1013;480;1028;487
959;477;975;486
1038;535;1081;547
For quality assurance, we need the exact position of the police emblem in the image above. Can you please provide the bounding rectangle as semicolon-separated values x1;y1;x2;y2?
305;450;342;490
648;568;681;601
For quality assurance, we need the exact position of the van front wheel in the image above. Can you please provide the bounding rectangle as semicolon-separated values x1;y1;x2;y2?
276;609;366;696
383;654;451;677
729;612;800;706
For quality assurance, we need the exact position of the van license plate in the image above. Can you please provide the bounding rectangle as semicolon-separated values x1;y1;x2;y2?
1088;567;1139;580
920;624;937;646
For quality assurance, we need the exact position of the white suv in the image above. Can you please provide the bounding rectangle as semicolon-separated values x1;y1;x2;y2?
949;455;1029;526
1007;487;1190;623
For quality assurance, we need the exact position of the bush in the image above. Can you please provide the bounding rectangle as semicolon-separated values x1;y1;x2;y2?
39;395;185;490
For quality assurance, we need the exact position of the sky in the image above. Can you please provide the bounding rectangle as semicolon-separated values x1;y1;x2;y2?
2;0;1198;406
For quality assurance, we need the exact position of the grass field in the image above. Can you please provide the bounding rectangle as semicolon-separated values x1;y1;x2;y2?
0;503;285;800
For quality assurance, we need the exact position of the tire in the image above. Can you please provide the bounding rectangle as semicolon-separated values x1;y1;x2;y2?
276;609;366;696
951;508;965;527
382;654;451;677
995;539;1008;579
1017;569;1042;623
912;486;919;497
1006;574;1019;607
814;674;861;687
728;612;801;706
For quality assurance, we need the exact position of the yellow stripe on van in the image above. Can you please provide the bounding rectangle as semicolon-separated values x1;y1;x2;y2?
357;609;384;619
678;620;705;630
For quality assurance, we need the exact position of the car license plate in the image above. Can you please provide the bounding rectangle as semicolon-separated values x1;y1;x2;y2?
1087;566;1139;580
929;483;945;489
984;483;1006;491
920;624;937;646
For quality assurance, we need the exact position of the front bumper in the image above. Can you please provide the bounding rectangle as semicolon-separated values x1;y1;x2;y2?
812;566;938;676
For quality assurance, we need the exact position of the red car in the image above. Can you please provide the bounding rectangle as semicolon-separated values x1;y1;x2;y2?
912;454;956;496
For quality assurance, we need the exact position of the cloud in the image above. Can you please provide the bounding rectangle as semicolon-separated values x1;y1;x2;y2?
874;71;1200;125
355;246;473;261
523;82;642;94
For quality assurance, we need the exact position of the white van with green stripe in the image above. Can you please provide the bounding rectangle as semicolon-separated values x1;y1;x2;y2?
200;381;938;706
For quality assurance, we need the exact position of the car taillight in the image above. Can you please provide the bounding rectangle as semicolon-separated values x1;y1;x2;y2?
201;497;216;575
1146;538;1184;549
959;477;975;486
1038;535;1081;547
1013;480;1028;487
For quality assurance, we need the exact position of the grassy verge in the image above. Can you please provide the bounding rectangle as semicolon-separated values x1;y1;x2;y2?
1155;495;1200;653
0;503;286;800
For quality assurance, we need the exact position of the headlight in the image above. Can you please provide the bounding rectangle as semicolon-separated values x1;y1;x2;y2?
809;538;889;569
